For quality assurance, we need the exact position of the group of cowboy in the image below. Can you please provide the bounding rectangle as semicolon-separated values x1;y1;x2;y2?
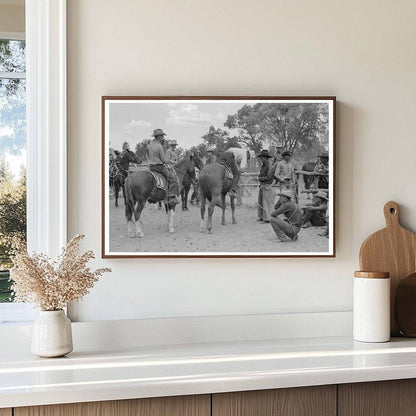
256;149;329;242
147;129;248;203
110;128;329;242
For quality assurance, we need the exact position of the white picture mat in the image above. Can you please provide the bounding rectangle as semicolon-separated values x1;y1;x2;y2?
103;98;334;257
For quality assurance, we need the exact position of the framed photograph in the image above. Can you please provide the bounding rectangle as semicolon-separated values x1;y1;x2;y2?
102;96;336;258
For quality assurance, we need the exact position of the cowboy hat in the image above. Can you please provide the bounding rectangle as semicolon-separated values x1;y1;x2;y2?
257;149;273;158
319;152;329;158
276;190;293;200
152;128;167;137
281;150;292;157
169;140;178;146
315;190;328;200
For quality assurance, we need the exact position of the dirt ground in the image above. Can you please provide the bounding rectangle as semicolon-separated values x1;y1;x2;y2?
108;187;329;254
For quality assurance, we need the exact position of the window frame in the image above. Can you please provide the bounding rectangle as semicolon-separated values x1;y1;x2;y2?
0;0;67;323
0;31;27;319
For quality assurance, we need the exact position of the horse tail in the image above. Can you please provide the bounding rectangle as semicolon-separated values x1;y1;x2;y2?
124;175;136;219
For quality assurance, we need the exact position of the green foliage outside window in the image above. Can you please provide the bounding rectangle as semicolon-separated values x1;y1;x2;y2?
0;163;26;302
0;38;27;302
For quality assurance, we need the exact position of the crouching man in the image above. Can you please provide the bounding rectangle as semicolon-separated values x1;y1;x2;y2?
270;190;301;242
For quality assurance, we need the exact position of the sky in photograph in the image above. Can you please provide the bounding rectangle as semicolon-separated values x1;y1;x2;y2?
108;101;244;150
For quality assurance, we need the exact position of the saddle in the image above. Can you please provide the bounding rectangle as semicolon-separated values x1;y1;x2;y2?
149;171;166;191
218;162;234;180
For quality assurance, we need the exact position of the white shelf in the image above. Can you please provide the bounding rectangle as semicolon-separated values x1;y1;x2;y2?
2;335;416;408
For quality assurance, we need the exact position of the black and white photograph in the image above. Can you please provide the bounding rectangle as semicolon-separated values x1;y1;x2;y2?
102;97;335;257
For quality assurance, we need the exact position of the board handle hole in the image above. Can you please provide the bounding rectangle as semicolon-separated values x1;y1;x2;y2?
390;207;396;214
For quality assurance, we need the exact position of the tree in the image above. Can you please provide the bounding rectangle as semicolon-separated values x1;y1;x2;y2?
0;163;26;270
224;105;264;152
224;136;241;150
0;158;13;184
224;103;329;159
135;139;151;162
261;103;328;158
201;125;229;152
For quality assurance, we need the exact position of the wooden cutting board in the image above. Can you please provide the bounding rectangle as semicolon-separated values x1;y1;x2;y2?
395;273;416;337
359;201;416;335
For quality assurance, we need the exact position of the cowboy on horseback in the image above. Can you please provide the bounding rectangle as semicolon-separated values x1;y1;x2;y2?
206;146;217;164
166;139;181;165
148;129;180;204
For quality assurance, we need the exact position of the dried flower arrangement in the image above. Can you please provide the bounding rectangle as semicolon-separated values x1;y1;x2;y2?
10;234;111;311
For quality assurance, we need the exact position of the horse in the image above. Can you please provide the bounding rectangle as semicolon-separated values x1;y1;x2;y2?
181;163;202;211
181;173;193;211
111;150;141;207
198;162;236;233
124;155;203;237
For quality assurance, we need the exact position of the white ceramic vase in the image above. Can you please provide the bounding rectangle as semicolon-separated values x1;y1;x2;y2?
31;310;73;357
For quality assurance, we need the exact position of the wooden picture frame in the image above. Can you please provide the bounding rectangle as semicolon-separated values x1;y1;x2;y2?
102;96;336;258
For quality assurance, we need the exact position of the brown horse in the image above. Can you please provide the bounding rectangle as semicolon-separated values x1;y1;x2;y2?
198;162;236;233
124;155;203;237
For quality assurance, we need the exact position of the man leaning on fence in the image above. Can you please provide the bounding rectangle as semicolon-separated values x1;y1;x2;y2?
256;149;275;223
274;150;296;192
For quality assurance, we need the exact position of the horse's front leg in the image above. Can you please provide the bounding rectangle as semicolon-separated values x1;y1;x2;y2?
200;193;206;232
122;182;127;206
181;186;189;211
183;186;190;211
230;194;237;224
167;204;176;234
221;193;226;225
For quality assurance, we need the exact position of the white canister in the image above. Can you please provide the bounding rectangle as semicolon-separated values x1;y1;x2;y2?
353;271;390;343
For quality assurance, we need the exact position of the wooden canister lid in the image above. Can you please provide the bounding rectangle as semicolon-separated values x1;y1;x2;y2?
354;271;390;279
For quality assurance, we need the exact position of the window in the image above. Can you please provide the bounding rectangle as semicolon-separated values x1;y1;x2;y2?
0;34;26;307
0;0;67;324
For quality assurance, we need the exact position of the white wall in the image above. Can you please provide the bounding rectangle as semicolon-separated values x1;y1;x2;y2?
67;0;416;322
0;3;24;33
